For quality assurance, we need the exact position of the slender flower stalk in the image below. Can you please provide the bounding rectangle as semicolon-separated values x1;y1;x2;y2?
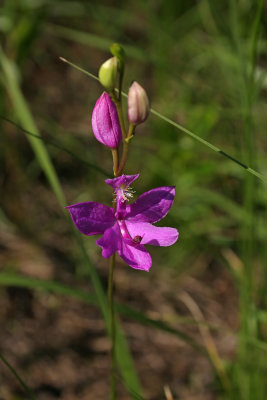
111;148;119;177
112;81;130;176
110;43;125;102
117;123;135;176
109;43;129;179
108;253;116;400
126;123;136;142
108;146;120;400
115;100;127;139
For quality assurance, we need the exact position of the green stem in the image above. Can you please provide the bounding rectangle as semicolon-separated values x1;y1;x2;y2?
107;147;119;400
111;148;119;177
126;123;136;142
117;123;135;176
108;253;116;400
113;98;130;177
116;100;127;139
117;141;129;176
118;66;124;102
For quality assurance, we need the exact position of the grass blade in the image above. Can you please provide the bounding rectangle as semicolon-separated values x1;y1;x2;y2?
0;352;37;400
0;48;66;208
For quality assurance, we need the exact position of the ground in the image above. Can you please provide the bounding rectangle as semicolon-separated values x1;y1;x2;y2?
0;222;238;399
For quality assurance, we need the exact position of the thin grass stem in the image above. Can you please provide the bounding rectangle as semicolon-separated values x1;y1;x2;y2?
0;352;37;400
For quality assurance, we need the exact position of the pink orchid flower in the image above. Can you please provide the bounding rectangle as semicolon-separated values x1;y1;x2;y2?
66;174;178;271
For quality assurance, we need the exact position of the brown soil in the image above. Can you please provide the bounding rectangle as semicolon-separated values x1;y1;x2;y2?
0;224;238;400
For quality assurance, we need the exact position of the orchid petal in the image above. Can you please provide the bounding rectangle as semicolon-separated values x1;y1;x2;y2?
96;223;121;258
118;241;152;271
126;186;175;223
105;174;139;190
126;221;179;246
66;202;115;235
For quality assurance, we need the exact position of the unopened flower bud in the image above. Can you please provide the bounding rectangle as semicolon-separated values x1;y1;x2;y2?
128;81;149;125
98;57;117;91
92;92;122;149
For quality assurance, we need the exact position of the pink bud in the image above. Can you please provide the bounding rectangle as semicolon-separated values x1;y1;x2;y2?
128;81;149;125
92;92;122;149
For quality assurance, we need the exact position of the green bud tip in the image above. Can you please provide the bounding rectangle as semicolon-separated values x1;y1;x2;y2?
110;43;125;61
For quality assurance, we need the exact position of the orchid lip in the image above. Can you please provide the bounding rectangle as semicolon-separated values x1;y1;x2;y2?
117;220;143;246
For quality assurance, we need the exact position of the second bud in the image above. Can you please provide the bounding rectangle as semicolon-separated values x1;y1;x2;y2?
128;81;149;125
